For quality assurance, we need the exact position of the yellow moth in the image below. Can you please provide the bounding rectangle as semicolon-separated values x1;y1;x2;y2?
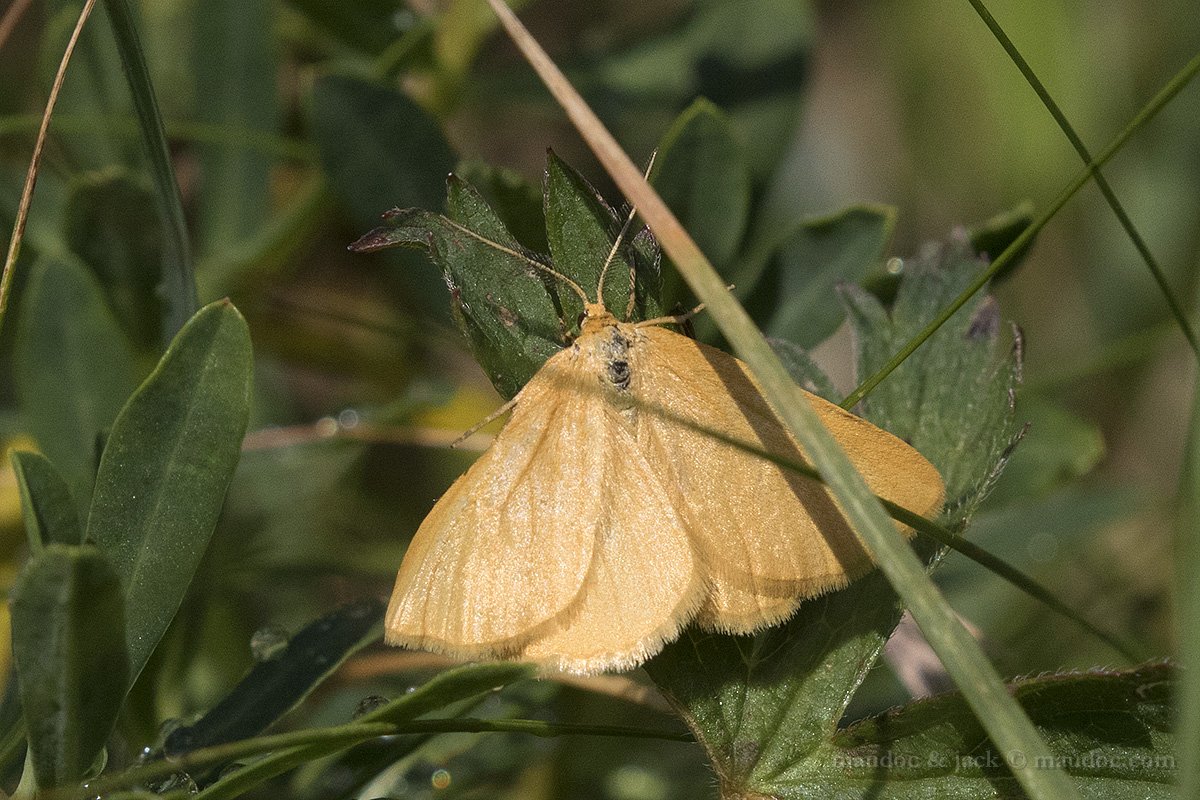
385;225;945;675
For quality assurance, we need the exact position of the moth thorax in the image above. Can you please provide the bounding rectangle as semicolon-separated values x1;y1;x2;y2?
599;327;633;393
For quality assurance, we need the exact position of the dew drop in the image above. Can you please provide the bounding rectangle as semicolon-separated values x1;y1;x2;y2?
354;695;389;718
149;771;198;794
315;416;338;437
250;625;290;661
431;768;451;790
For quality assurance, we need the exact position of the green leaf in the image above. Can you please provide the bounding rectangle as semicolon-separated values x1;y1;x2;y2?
9;451;82;553
37;5;132;170
456;158;548;253
14;257;142;507
544;150;663;322
769;338;839;402
286;0;408;55
651;98;751;309
191;663;534;800
86;300;253;682
63;169;164;350
759;664;1175;799
744;205;896;349
10;545;130;788
350;155;665;398
841;236;1020;514
644;570;911;794
585;0;813;179
163;599;384;758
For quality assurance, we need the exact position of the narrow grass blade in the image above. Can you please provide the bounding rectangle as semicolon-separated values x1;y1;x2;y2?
481;3;1081;797
965;0;1199;361
1175;382;1200;797
102;0;197;343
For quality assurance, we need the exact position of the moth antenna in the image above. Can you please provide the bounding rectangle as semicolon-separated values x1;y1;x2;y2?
443;218;590;306
450;396;519;448
596;200;639;310
530;259;591;307
597;151;657;316
635;283;733;328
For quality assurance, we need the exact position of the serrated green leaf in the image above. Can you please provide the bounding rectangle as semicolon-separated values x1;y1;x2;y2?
9;451;82;553
87;300;252;682
644;571;909;794
63;169;164;350
11;545;130;788
350;156;665;398
456;158;548;253
743;205;895;349
544;150;663;322
769;338;838;403
164;599;384;758
841;237;1020;514
652;98;751;309
758;664;1174;799
14;257;142;508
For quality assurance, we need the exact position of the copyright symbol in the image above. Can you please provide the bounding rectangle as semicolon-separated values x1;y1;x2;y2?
1008;750;1027;769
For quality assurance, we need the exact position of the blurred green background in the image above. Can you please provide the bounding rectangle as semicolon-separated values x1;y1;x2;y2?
0;0;1197;797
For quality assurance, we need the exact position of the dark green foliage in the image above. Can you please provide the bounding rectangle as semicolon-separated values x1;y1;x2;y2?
10;545;130;788
88;300;253;682
841;237;1020;515
163;599;384;759
651;99;752;310
63;170;164;351
9;450;82;552
748;205;897;348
